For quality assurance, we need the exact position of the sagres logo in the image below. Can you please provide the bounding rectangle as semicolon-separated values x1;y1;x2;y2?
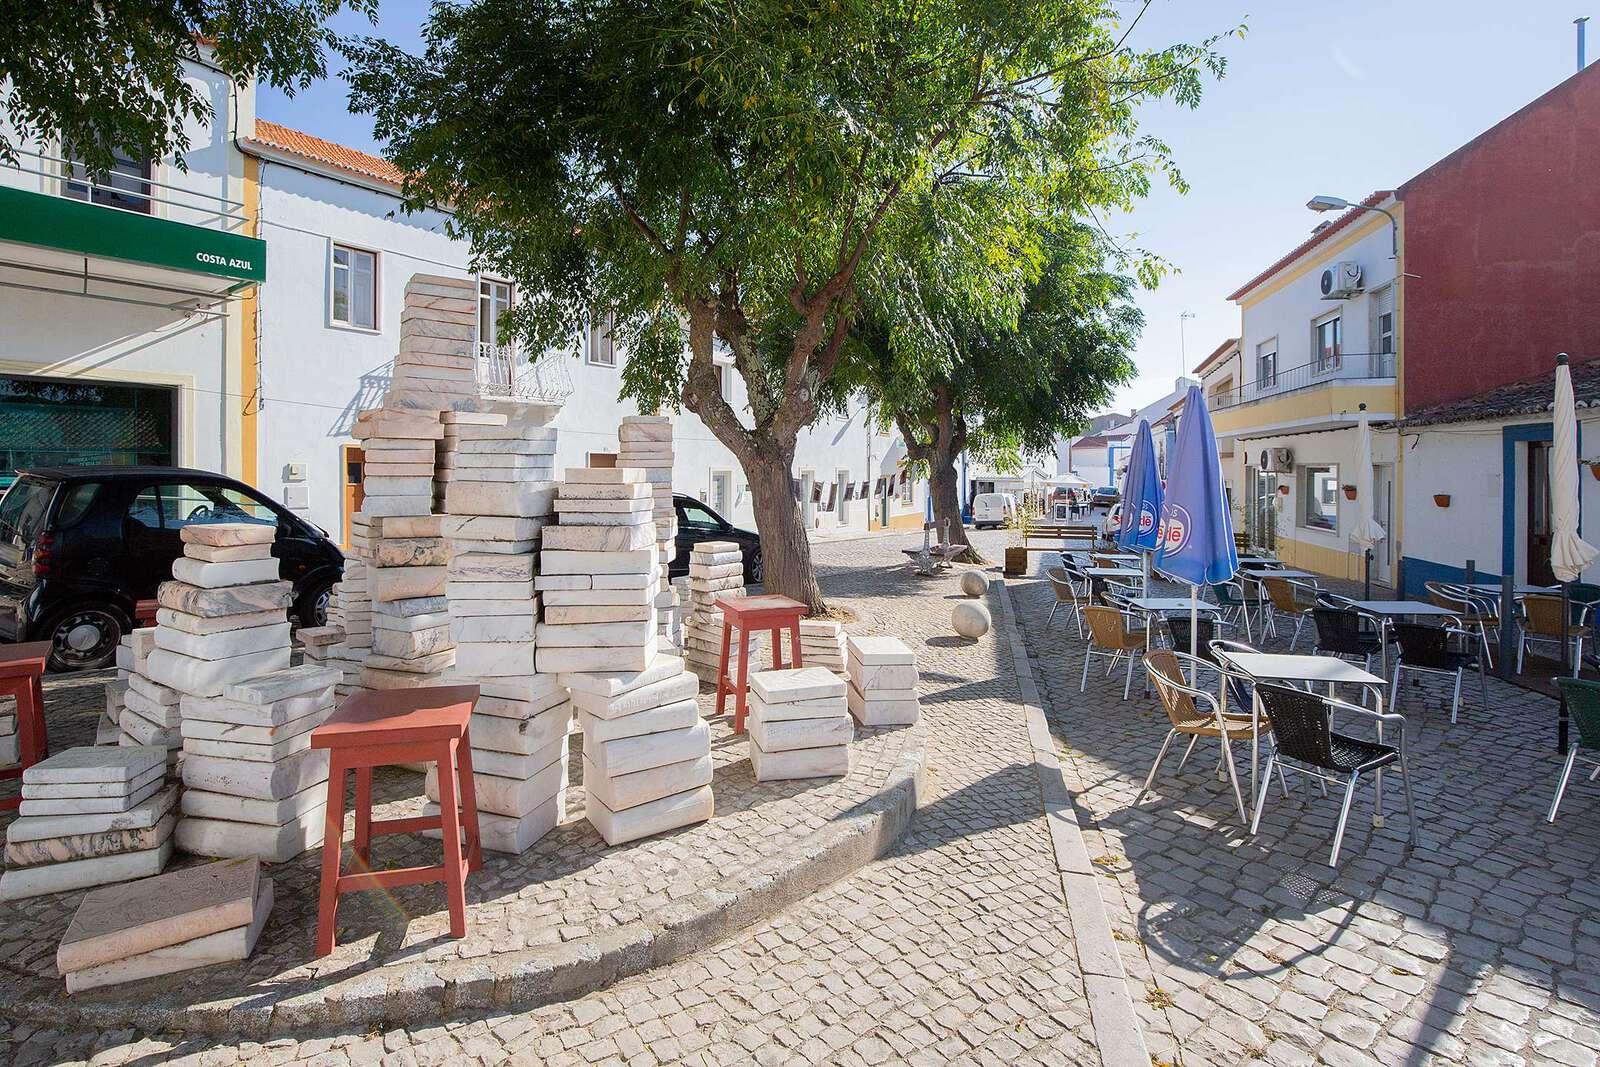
1138;506;1156;535
1159;504;1191;553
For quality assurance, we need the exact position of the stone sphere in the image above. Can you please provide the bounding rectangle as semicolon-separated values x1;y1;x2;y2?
959;570;988;598
952;601;992;639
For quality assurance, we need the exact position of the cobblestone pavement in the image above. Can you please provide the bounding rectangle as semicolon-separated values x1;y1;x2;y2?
1011;559;1600;1067
3;529;1112;1065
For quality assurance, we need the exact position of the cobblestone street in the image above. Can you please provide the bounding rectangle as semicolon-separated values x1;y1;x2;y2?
2;530;1115;1065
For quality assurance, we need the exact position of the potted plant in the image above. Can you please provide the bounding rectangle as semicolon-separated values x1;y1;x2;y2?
1433;493;1451;508
1342;484;1357;500
1277;484;1290;496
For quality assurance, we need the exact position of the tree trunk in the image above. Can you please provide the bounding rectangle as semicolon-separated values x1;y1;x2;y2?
745;446;827;615
929;448;983;565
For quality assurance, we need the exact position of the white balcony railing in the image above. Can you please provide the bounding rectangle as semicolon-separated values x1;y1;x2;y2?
475;342;573;405
1213;351;1396;412
2;148;248;231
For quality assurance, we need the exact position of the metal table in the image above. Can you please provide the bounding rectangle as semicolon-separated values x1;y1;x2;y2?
1345;600;1461;680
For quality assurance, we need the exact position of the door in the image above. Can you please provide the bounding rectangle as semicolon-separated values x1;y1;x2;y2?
1248;467;1278;551
835;467;851;526
341;445;364;549
1529;441;1556;587
710;470;733;518
800;470;816;528
1372;464;1394;584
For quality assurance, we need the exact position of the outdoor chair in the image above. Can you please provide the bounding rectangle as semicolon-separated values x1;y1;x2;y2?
1519;595;1592;677
1165;616;1216;662
1310;606;1381;673
1250;683;1419;866
1208;638;1261;713
1426;581;1498;667
1139;649;1258;825
1548;678;1600;821
1211;580;1264;643
1044;565;1087;638
1390;621;1486;723
1081;605;1145;699
1262;576;1319;650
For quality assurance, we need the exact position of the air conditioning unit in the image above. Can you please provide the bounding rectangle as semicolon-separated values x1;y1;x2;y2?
1258;447;1295;473
1319;261;1363;299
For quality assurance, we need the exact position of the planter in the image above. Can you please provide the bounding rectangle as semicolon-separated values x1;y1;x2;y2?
1433;493;1452;508
1590;462;1600;481
1277;484;1291;496
1342;485;1358;501
1004;546;1029;577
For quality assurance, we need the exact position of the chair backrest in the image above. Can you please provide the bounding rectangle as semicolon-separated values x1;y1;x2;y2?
1166;616;1217;662
1524;595;1569;636
1211;581;1242;607
1262;577;1301;613
1143;649;1211;729
1083;605;1130;649
1208;639;1259;709
1424;581;1455;612
1312;607;1371;655
1391;621;1466;670
1045;566;1078;605
1556;678;1600;750
1255;683;1337;769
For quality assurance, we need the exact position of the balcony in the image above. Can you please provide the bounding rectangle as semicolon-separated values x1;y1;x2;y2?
474;342;574;405
1212;352;1396;412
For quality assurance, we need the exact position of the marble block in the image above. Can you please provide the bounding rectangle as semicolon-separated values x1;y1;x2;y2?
425;753;565;819
126;676;177;709
361;475;436;497
749;714;852;753
0;840;173;902
445;481;555;518
593;572;656;590
543;604;651;625
153;622;290;662
448;552;536;581
536;620;654;647
749;667;847;705
145;647;292;698
448;598;540;618
422;793;561;855
541;588;653;607
586;784;712;847
370;594;449;618
563;467;642;484
181;748;329;802
6;812;175;869
19;774;163;815
181;782;326;827
380;515;446;538
579;698;697;744
366;648;455;673
22;763;164;800
588;719;709;778
550;510;651;527
370;566;448;602
441;515;543;541
542;524;655;552
476;674;567;707
537;643;657;674
373;538;449;568
169;556;281;589
846;686;920;726
372;609;452;633
747;693;845;723
452;423;558;445
184;541;273;563
220;665;340;706
123;689;182;728
470;704;569;756
446;537;535;555
689;562;742;581
181;700;325;746
690;574;744;593
362;666;457;691
560;655;685;699
450;613;536;643
539;549;656;576
848;661;919;691
569;671;698;720
63;879;272;993
353;408;444;440
449;465;556;483
157;579;293;618
360;494;435;518
553;496;650;514
363;445;435;463
446;579;535;601
371;625;453;659
845;635;916;665
469;740;566;781
454;437;558;457
177;807;324;862
691;540;739;554
534;574;591;591
23;744;163;785
179;523;275;548
5;785;178;842
749;739;850;782
582;751;711;812
182;726;313;764
454;641;537;678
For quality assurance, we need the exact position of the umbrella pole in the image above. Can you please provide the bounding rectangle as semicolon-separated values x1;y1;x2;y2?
1561;580;1571;754
1190;584;1199;660
1363;549;1372;600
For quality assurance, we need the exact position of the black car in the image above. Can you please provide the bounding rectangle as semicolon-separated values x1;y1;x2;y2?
0;467;344;671
670;494;763;584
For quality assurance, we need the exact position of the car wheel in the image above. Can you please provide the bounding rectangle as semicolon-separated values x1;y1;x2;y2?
296;580;334;629
747;548;764;585
42;604;127;672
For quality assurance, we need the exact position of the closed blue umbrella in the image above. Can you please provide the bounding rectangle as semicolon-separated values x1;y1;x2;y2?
1116;420;1164;553
1155;386;1238;657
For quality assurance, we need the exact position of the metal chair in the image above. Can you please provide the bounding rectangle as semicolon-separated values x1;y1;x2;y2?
1139;649;1258;825
1310;606;1381;672
1519;595;1591;677
1044;565;1087;638
1549;677;1600;821
1390;622;1485;723
1250;683;1419;866
1210;580;1263;643
1165;616;1216;661
1261;576;1319;650
1081;605;1145;699
1426;582;1498;668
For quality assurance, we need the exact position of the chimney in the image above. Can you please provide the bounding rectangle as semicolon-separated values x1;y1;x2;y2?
1580;17;1590;72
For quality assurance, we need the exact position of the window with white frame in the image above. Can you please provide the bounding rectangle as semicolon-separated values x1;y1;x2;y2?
586;313;616;367
331;244;377;330
478;279;513;349
1299;464;1339;531
717;362;734;401
1255;339;1277;391
1369;284;1395;360
899;471;913;506
1312;312;1342;373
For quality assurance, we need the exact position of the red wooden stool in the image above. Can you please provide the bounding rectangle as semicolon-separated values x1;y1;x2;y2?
310;684;483;957
715;594;809;732
0;641;52;811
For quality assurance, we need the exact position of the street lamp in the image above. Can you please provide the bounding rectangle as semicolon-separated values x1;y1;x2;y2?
1307;194;1398;259
1178;310;1196;376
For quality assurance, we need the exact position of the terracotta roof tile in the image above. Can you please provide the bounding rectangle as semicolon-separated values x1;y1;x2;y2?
247;120;405;188
1392;357;1600;428
1227;191;1391;302
1192;337;1239;377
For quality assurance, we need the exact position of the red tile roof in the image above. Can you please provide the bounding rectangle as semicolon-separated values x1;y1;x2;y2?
1226;191;1392;303
246;120;406;188
1192;337;1239;377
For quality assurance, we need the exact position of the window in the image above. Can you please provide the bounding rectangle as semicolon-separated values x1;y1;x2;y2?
1255;340;1277;391
678;500;722;529
158;483;277;529
55;483;102;528
332;245;377;330
717;363;734;401
899;472;913;506
1370;284;1395;360
63;149;151;213
1313;313;1342;372
586;313;616;367
1299;465;1339;532
478;279;513;349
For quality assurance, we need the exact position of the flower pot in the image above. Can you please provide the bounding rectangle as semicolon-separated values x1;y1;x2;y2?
1342;485;1357;501
1433;493;1451;508
1277;484;1290;496
1590;462;1600;481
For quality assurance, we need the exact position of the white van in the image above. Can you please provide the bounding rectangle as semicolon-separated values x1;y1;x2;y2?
972;492;1017;530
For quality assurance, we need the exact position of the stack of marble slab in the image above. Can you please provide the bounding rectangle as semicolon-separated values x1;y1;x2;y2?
746;667;853;781
681;541;752;683
618;416;679;647
139;523;293;768
423;674;571;854
294;624;345;665
798;619;849;680
384;274;480;413
846;635;921;726
322;538;371;697
565;655;712;845
103;628;154;744
537;468;659;674
56;857;271;993
0;745;176;900
360;512;454;693
177;665;339;862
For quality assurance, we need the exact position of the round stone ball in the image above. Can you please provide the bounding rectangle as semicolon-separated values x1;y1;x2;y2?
952;601;992;639
959;570;988;598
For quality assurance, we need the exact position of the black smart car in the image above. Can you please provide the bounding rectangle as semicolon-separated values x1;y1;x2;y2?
0;467;343;671
670;494;763;584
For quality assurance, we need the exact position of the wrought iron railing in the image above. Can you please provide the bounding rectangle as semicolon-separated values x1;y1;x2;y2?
1;149;248;231
1211;351;1396;411
474;342;574;405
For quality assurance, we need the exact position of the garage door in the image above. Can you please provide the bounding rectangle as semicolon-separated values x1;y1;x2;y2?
0;374;175;488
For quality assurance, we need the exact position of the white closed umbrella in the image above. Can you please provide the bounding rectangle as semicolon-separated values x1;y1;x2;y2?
1552;353;1598;583
1351;404;1386;596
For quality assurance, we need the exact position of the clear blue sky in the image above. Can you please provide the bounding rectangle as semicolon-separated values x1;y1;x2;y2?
261;0;1592;417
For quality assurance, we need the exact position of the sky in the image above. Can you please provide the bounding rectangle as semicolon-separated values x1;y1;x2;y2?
260;0;1592;418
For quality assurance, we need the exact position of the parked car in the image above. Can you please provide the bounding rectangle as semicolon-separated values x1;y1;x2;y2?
0;467;343;671
669;494;763;584
1090;486;1121;508
971;492;1017;530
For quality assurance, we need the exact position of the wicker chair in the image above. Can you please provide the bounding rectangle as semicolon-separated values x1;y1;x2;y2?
1044;565;1087;638
1261;576;1319;651
1519;595;1592;677
1140;649;1258;824
1081;605;1145;699
1390;622;1485;723
1549;678;1600;821
1250;683;1418;866
1310;606;1381;672
1165;616;1216;660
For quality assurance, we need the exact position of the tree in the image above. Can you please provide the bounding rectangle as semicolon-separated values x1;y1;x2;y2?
854;218;1142;563
344;0;1236;612
0;1;374;174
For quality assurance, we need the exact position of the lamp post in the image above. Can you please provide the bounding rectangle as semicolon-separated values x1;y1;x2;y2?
1306;194;1399;259
1178;310;1196;376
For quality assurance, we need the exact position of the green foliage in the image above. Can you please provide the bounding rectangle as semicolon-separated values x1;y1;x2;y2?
0;1;374;174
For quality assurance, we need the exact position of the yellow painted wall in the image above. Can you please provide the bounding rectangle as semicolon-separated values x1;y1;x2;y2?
1213;382;1398;439
1273;533;1369;583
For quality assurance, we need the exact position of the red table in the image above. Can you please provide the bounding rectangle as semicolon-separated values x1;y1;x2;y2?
715;594;808;732
310;684;483;957
0;641;52;811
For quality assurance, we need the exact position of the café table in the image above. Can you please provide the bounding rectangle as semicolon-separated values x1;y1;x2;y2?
1237;556;1284;569
1344;600;1462;680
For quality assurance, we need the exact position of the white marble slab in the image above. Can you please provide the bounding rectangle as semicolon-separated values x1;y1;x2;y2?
21;763;165;800
157;580;293;618
153;621;289;662
4;784;178;842
0;840;173;901
180;748;329;802
846;686;920;726
582;752;710;812
541;588;653;607
183;542;273;564
845;635;916;665
749;667;847;705
445;579;536;601
179;523;275;548
587;719;709;778
422;793;561;854
536;642;658;674
449;613;537;643
370;566;448;602
536;620;655;647
23;745;164;785
145;647;292;698
181;781;326;827
749;739;850;782
749;714;853;753
586;784;712;846
176;808;324;862
454;640;538;678
425;750;565;819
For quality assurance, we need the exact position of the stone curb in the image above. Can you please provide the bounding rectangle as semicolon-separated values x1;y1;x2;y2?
4;631;925;1037
994;576;1151;1067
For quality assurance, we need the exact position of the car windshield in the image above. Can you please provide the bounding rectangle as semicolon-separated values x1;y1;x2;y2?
0;477;56;542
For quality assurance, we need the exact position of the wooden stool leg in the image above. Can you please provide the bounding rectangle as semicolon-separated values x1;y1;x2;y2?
790;623;802;668
770;628;783;669
434;739;469;938
352;766;373;869
734;633;753;733
715;621;733;717
314;753;349;958
456;728;483;873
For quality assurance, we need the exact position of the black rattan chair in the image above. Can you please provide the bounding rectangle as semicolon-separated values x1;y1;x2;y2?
1390;622;1485;723
1310;607;1381;672
1250;683;1418;866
